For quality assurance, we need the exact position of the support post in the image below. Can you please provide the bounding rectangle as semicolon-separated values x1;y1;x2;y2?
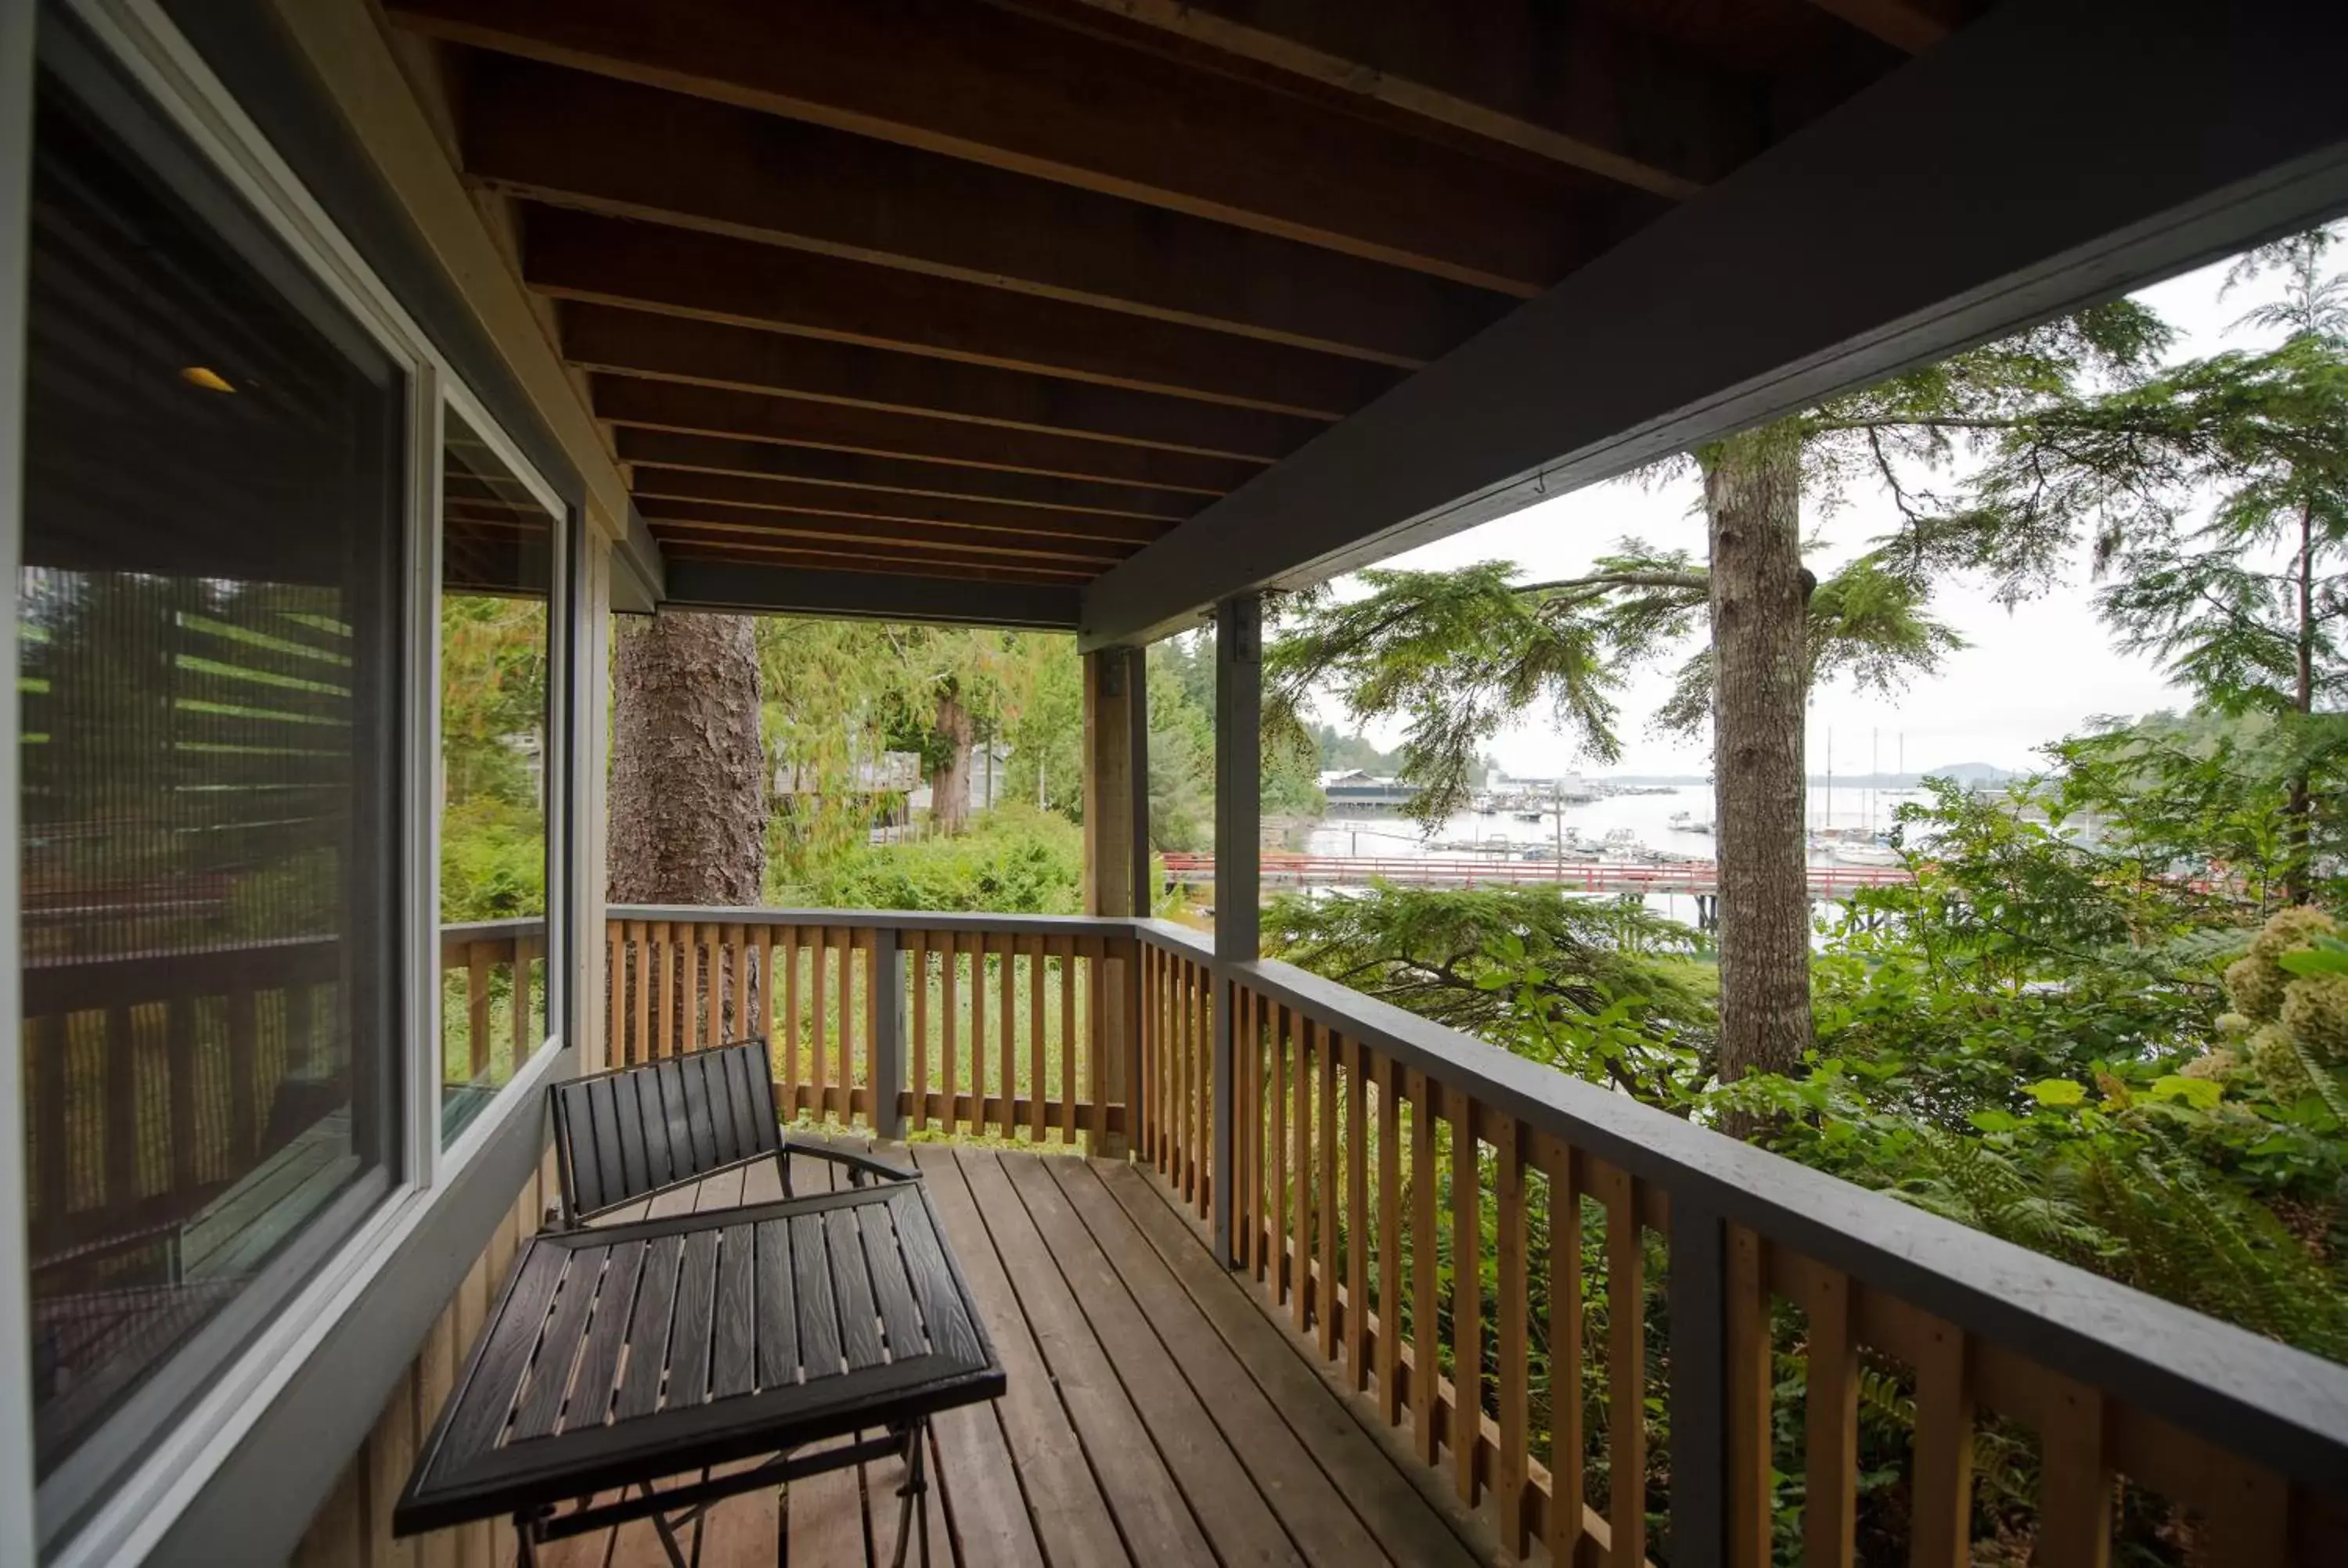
1668;1198;1729;1566
1211;594;1260;1267
1082;646;1147;918
871;927;906;1142
1083;646;1148;1156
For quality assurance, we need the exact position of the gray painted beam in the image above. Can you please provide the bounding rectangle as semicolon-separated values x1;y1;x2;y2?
609;503;665;614
1210;595;1261;1266
1079;0;2348;648
661;558;1082;630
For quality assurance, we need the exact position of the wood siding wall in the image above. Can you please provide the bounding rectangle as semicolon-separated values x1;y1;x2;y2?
288;1144;556;1568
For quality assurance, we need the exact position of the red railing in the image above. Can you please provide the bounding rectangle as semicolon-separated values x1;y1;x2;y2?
1158;851;1913;896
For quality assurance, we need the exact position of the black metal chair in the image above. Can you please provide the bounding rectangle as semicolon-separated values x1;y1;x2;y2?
547;1038;913;1227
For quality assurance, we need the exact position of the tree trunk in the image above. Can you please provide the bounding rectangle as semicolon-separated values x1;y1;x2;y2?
931;685;974;836
2286;498;2316;904
608;610;766;904
1702;423;1813;1089
607;611;766;1059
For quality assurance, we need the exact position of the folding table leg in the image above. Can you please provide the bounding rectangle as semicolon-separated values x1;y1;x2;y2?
891;1418;931;1568
511;1509;545;1568
638;1481;692;1568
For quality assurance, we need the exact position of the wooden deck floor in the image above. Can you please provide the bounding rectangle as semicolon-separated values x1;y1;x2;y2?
538;1142;1476;1568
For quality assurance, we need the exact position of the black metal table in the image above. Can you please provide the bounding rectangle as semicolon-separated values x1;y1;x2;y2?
394;1180;1002;1567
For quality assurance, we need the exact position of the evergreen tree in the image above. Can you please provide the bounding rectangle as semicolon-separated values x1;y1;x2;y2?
1896;226;2348;900
1266;304;2167;1084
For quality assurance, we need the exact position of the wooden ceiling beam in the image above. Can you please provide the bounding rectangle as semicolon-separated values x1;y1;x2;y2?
1806;0;1956;54
611;429;1202;523
642;509;1136;567
590;376;1262;495
560;304;1320;463
628;468;1169;547
996;0;1756;196
463;57;1512;367
384;0;1648;294
654;534;1098;584
526;207;1399;420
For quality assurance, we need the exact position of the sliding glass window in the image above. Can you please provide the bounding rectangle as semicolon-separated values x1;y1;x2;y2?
16;42;404;1538
437;408;558;1144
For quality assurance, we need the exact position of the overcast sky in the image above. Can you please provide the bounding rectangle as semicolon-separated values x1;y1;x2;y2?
1312;244;2305;779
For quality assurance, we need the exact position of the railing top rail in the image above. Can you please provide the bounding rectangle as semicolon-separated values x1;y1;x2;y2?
440;918;547;944
606;904;1136;939
1129;918;2348;1492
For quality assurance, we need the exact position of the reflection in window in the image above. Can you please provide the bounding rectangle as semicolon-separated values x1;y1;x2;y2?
438;409;553;1142
18;67;402;1520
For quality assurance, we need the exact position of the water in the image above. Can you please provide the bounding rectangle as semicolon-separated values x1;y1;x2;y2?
1292;784;1923;928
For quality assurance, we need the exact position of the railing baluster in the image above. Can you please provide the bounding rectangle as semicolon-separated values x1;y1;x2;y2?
1804;1266;1859;1568
1291;1009;1313;1337
629;919;650;1066
228;991;258;1160
511;934;534;1066
466;944;492;1080
605;922;621;1070
2202;1449;2289;1568
1495;1114;1529;1555
870;927;902;1138
1728;1225;1773;1568
969;928;989;1135
940;930;960;1132
1345;1034;1370;1393
834;926;855;1121
1600;1158;1647;1567
655;922;675;1062
729;924;748;1043
810;927;830;1119
2036;1375;2111;1568
1199;960;1215;1222
696;922;717;1051
754;926;774;1070
1377;1050;1403;1425
1451;1093;1482;1505
1540;1132;1583;1566
998;931;1017;1140
1057;936;1077;1145
1027;933;1046;1142
1409;1068;1438;1469
911;933;931;1135
781;925;802;1108
1318;1025;1338;1362
167;999;199;1197
1910;1317;1975;1568
1233;984;1251;1275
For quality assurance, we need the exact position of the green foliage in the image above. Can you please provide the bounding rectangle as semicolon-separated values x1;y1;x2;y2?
774;804;1082;915
1266;885;1716;1100
440;594;547;921
2051;708;2348;908
1263;544;1964;829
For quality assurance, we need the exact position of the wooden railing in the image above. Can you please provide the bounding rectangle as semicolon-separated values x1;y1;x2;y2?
603;908;1139;1149
440;918;549;1099
1135;919;2348;1567
25;921;547;1268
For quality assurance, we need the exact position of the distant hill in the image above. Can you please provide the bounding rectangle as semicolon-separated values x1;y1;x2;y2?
1921;761;2018;785
1601;763;2020;789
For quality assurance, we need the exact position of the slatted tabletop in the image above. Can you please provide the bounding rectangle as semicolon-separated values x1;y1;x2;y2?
394;1180;999;1537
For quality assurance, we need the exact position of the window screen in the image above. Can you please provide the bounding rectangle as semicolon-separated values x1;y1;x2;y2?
17;58;404;1524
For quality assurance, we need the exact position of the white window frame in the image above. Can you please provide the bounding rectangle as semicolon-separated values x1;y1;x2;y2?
436;376;573;1159
0;0;41;1560
2;1;579;1559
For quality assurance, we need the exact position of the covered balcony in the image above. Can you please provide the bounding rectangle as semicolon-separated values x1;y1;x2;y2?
8;1;2348;1565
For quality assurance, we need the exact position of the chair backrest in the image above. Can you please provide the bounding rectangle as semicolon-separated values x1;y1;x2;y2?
549;1039;783;1222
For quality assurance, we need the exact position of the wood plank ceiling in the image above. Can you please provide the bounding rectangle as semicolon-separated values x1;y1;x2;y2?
382;0;1981;601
